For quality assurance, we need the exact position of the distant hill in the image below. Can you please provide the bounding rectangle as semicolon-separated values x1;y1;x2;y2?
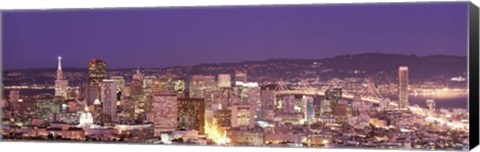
3;53;467;86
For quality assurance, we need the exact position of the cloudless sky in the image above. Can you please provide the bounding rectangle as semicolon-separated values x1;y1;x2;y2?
2;2;468;70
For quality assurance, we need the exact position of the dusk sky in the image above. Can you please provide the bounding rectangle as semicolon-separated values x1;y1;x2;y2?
2;2;468;70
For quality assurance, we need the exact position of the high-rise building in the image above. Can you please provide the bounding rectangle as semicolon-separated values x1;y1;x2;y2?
130;69;144;97
101;79;117;122
231;104;255;128
55;56;68;99
303;96;314;124
85;85;100;105
88;59;107;85
177;98;205;134
235;70;248;84
215;109;232;128
111;76;125;100
398;66;409;111
151;92;178;136
189;75;205;98
260;84;276;121
217;74;232;88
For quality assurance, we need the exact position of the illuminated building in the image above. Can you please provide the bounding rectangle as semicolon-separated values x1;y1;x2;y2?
130;69;144;96
260;84;276;121
217;74;232;88
325;87;342;104
88;59;106;85
231;104;255;128
177;98;205;134
133;68;144;81
143;76;156;90
227;127;264;146
34;94;59;124
78;106;94;127
189;75;205;98
101;79;117;122
214;109;232;128
333;103;348;124
171;77;186;93
111;76;125;100
276;95;295;113
54;56;69;99
151;92;178;136
235;70;248;84
85;85;100;105
426;99;435;113
304;96;314;124
398;66;409;111
237;82;260;106
319;98;332;116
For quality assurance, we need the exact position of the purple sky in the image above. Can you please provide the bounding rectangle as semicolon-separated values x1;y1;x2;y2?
2;2;468;70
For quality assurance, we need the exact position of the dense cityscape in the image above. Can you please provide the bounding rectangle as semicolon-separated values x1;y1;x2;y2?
1;54;470;150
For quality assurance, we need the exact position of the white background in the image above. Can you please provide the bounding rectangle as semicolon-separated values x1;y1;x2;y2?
0;0;479;152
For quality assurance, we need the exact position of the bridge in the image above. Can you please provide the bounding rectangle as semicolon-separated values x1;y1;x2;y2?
272;78;467;130
274;78;392;105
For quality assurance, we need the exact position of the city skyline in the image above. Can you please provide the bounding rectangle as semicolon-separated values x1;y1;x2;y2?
3;2;468;69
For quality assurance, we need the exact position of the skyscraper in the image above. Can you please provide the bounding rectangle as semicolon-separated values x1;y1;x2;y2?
101;79;117;122
231;104;255;128
88;59;107;85
54;56;68;99
151;92;178;136
398;66;409;111
235;70;248;84
217;74;232;88
177;98;205;134
189;75;205;98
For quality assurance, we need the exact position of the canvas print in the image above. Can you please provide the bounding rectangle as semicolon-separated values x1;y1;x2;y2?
0;2;473;151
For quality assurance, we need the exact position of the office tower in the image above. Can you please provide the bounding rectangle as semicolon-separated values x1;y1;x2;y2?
260;84;276;121
111;76;125;91
320;98;333;116
88;59;107;85
189;75;205;98
426;99;435;113
304;96;314;124
151;92;178;136
130;69;144;96
33;94;59;124
177;98;205;134
398;66;409;111
203;75;218;99
217;74;232;88
332;103;348;124
54;56;68;99
110;76;125;101
101;79;117;122
215;109;232;128
85;85;100;105
235;70;248;84
277;95;295;113
231;104;255;128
